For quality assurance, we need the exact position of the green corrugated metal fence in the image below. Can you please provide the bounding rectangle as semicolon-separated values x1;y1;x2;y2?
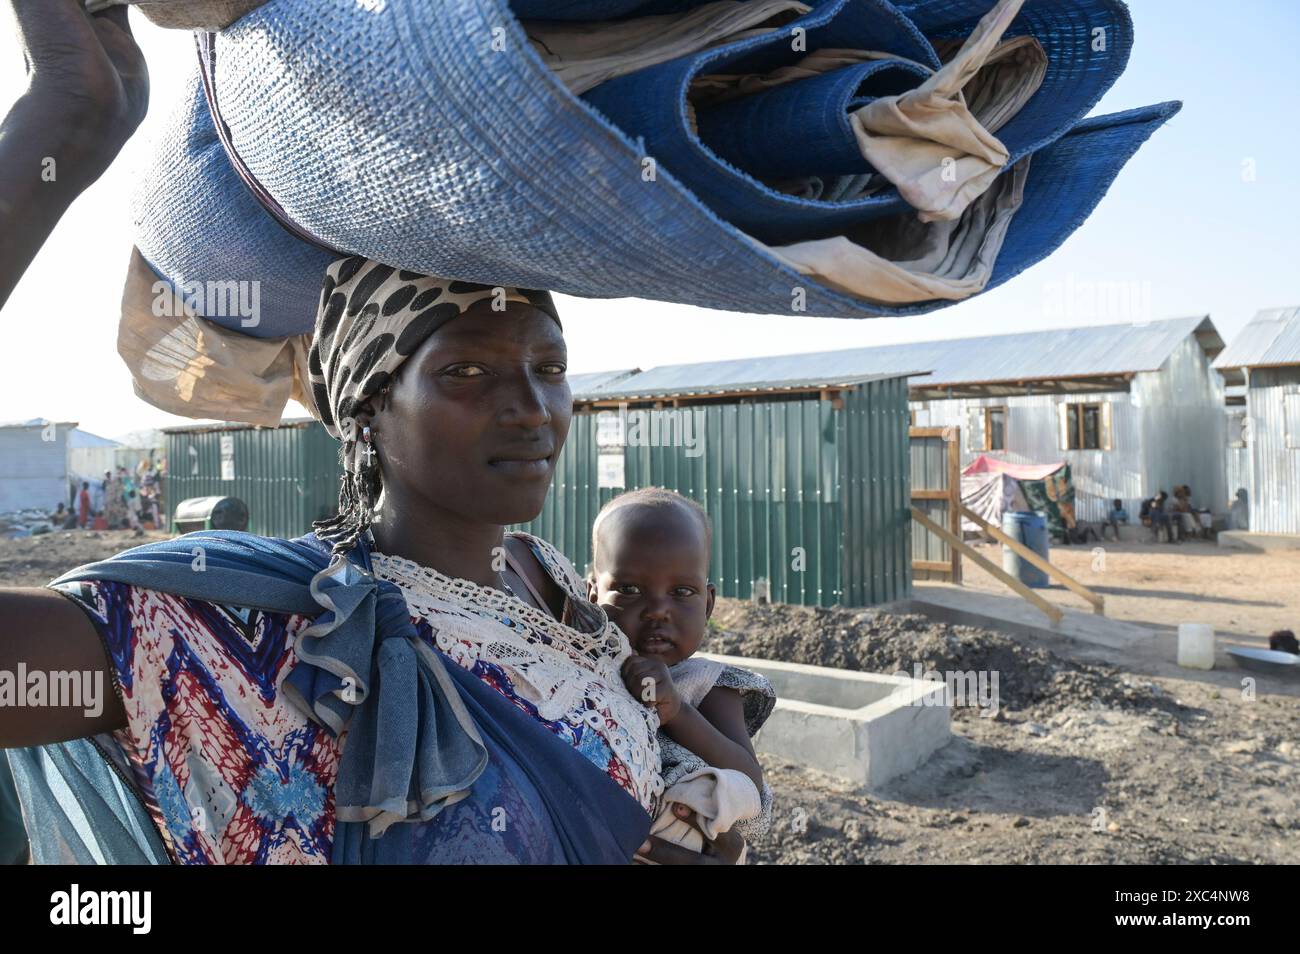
840;376;912;605
164;421;342;540
516;376;911;607
165;379;911;607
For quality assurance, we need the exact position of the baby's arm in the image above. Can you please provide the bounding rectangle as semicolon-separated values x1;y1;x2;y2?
666;686;764;792
621;656;764;791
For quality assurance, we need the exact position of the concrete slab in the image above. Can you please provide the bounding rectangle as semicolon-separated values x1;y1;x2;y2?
699;652;951;788
1218;531;1300;552
891;584;1158;651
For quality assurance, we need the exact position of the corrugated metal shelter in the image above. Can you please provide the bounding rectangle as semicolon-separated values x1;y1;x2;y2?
515;371;913;608
0;419;78;513
163;418;342;540
576;316;1228;524
68;428;120;479
113;427;166;474
1215;307;1300;534
909;318;1229;522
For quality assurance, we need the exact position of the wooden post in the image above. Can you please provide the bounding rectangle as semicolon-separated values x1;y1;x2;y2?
960;504;1106;615
946;426;962;584
911;507;1064;625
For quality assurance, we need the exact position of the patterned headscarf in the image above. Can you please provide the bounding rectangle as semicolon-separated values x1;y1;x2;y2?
306;255;561;554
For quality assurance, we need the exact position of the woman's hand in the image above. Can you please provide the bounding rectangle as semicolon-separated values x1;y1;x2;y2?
635;804;746;865
8;0;148;160
0;0;149;309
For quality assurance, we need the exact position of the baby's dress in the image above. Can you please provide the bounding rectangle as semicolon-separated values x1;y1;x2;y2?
659;656;776;841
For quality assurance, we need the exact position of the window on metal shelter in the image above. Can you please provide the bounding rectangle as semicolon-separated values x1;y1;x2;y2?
1058;401;1112;450
984;406;1007;450
1285;392;1300;450
1227;410;1248;448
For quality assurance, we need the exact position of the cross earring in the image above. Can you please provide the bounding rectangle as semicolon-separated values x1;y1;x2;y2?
361;425;376;467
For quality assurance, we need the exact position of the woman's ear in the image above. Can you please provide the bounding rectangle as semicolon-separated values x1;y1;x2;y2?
586;574;599;604
350;393;380;435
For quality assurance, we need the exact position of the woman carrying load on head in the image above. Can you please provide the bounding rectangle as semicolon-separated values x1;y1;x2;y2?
0;1;740;865
3;252;748;864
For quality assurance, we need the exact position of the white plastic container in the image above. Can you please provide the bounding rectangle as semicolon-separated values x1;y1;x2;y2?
1177;623;1216;670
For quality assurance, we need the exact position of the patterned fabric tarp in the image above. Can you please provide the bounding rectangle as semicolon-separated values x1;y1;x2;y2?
1018;463;1077;536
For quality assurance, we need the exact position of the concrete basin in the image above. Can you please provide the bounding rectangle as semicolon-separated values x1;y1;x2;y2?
699;652;952;789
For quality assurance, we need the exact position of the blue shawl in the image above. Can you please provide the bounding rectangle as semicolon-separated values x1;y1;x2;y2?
6;530;649;864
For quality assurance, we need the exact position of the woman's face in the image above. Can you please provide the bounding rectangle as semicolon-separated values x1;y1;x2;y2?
367;300;571;527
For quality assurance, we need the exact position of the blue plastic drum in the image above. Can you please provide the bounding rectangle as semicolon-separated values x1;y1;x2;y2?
1001;511;1050;588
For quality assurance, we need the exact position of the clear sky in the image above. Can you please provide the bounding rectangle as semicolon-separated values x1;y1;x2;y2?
1;0;1297;437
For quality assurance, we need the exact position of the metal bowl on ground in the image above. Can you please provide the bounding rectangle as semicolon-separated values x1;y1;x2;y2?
1227;647;1300;676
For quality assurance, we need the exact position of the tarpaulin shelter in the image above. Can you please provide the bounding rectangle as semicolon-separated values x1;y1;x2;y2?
961;454;1075;537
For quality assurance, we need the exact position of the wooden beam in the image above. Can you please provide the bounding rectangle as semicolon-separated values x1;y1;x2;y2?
947;429;962;584
910;507;1064;624
959;505;1105;615
911;489;952;501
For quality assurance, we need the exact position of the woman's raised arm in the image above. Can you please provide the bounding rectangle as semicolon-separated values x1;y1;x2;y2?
0;0;148;310
0;587;127;747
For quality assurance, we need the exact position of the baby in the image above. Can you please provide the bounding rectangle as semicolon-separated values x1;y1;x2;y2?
587;487;774;858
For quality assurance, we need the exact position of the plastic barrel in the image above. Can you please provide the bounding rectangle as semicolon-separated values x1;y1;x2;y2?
172;495;250;534
1001;511;1050;588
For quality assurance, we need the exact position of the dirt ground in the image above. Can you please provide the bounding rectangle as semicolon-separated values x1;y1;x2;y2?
0;529;171;585
4;530;1298;864
962;538;1300;647
707;598;1300;864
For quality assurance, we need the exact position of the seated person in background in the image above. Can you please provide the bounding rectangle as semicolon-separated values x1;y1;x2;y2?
1171;485;1199;538
1229;488;1249;531
1142;491;1178;543
588;488;775;862
1103;498;1129;541
1269;630;1300;656
1064;521;1099;545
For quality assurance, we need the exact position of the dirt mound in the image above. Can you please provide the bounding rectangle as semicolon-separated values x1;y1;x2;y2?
704;600;1176;716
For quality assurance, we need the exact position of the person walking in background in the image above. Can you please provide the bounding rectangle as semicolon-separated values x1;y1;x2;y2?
140;461;162;526
124;486;143;535
144;487;161;528
78;481;91;529
93;471;108;517
103;469;126;530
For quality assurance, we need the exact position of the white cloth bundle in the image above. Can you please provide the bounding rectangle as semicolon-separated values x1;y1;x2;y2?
638;766;761;865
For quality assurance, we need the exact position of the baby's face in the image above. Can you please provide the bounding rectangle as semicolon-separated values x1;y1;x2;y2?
590;506;715;667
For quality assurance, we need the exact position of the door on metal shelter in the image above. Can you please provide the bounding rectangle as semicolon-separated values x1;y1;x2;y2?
909;426;962;583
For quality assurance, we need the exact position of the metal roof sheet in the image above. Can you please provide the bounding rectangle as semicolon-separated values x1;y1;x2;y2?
1215;307;1300;370
577;316;1216;399
566;368;640;396
573;370;923;402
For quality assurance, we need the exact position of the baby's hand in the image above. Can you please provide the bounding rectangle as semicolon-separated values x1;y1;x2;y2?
621;654;682;725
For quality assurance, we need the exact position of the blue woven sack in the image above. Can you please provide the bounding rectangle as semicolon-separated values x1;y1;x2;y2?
131;0;1179;337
